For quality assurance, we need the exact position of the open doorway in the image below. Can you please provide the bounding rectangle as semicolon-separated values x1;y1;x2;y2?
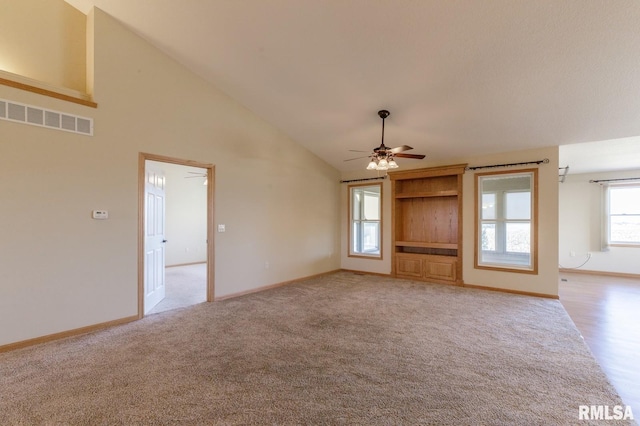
138;153;215;318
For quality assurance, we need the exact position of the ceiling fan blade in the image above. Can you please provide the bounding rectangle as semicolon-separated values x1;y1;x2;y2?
344;155;371;162
389;145;413;154
394;153;426;159
348;149;369;153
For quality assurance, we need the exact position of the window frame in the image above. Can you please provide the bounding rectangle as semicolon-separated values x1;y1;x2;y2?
348;182;383;259
606;183;640;247
474;168;538;274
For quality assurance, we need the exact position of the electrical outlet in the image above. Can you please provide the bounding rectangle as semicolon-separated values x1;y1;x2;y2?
570;251;576;257
264;261;270;270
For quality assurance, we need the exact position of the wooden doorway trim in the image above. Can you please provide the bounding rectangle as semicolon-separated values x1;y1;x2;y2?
138;152;215;318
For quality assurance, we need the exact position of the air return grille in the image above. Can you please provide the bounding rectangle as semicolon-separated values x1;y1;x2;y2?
0;98;93;136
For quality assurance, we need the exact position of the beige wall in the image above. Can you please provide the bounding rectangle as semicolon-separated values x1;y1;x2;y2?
559;169;640;275
0;6;340;346
340;146;560;297
0;0;86;92
461;147;559;296
340;177;391;275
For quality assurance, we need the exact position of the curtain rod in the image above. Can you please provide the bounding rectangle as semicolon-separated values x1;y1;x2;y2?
340;176;387;184
466;158;549;171
589;177;640;184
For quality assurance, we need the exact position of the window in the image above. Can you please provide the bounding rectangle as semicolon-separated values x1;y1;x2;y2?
475;169;537;273
349;183;382;258
607;184;640;245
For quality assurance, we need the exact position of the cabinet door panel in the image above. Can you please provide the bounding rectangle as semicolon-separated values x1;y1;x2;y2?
425;258;457;281
396;256;423;278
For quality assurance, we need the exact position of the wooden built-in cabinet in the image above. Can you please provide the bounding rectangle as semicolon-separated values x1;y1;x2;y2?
389;164;467;285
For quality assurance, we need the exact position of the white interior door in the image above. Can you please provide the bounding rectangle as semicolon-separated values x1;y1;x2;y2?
144;162;166;314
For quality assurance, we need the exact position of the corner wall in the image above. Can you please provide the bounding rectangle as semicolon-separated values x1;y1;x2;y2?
0;6;340;346
0;0;86;92
559;169;640;275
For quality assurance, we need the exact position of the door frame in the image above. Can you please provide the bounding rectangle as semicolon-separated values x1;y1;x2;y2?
138;152;215;318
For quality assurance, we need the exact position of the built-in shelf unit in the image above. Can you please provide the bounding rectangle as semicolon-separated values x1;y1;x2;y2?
389;164;467;285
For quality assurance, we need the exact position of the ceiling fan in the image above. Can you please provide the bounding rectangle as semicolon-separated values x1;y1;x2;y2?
345;110;426;170
185;171;208;185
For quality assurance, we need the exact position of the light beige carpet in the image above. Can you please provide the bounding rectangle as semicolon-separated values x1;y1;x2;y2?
0;272;632;425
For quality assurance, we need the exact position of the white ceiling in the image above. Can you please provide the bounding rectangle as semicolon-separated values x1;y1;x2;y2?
65;0;640;174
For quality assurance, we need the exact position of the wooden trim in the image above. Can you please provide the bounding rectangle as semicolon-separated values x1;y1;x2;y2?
140;152;215;170
391;172;397;276
137;154;146;319
559;268;640;279
388;163;467;180
474;168;539;275
214;270;341;301
395;241;458;250
0;315;138;353
348;254;384;260
138;153;216;316
532;168;539;274
395;190;458;198
473;264;539;275
463;282;558;299
207;165;216;302
0;76;97;108
474;172;480;270
457;165;464;282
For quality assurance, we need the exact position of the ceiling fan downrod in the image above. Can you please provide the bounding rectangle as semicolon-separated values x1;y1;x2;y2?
377;110;390;151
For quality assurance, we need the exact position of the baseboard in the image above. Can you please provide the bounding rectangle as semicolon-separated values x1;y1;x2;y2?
559;268;640;279
462;283;559;299
214;269;342;301
166;261;206;268
0;315;139;354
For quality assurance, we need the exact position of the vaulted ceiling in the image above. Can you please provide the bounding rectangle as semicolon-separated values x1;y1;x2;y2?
65;0;640;173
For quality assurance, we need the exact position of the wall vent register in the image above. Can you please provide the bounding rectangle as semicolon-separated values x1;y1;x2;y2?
0;98;93;136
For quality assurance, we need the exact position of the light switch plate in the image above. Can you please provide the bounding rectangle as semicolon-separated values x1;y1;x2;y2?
217;224;226;232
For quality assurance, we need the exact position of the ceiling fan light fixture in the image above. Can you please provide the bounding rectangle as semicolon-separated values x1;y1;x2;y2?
376;158;389;170
349;109;424;170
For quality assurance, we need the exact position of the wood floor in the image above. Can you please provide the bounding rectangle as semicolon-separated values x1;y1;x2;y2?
559;271;640;418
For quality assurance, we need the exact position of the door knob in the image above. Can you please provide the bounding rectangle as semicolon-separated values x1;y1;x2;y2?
162;239;167;243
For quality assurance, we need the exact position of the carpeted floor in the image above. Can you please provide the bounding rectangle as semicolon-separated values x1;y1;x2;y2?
0;272;633;425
